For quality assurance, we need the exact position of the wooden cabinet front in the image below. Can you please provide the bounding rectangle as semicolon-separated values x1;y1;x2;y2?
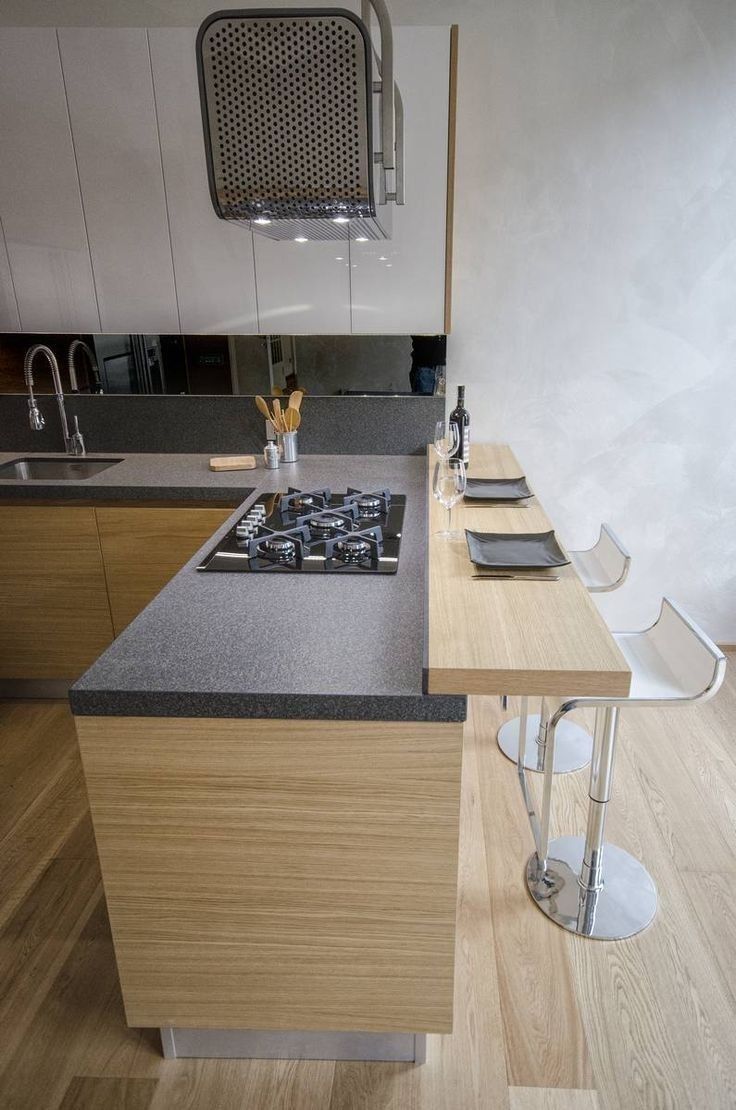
96;507;231;636
0;506;114;679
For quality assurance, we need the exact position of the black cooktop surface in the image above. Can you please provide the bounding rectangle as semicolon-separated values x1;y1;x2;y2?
197;487;406;574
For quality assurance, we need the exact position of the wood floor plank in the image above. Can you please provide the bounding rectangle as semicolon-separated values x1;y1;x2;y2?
58;1076;158;1110
471;696;593;1090
0;897;125;1110
569;727;736;1109
329;719;509;1110
0;755;89;928
0;701;77;841
149;1059;335;1110
0;857;101;1070
508;1088;600;1109
680;869;736;1009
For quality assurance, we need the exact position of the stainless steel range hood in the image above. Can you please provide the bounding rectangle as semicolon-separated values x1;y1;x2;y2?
196;3;404;241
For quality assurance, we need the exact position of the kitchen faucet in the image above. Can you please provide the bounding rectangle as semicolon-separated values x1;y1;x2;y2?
24;344;86;456
68;338;104;394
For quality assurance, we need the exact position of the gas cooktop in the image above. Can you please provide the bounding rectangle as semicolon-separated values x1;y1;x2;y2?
197;486;405;574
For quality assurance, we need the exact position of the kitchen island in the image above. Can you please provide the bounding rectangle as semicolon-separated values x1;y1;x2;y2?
69;454;466;1062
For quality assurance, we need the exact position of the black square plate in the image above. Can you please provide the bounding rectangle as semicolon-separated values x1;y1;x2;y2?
465;529;570;569
464;476;532;501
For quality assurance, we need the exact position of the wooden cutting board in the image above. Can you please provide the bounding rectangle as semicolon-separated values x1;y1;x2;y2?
209;455;257;472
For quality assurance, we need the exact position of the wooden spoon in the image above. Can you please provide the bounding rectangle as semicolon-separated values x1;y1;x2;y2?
288;390;304;412
273;398;284;432
255;395;272;421
283;408;301;432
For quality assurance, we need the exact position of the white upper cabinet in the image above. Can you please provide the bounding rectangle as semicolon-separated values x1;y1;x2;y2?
148;28;258;334
0;28;99;332
350;27;450;334
0;23;452;336
58;28;179;334
254;240;352;335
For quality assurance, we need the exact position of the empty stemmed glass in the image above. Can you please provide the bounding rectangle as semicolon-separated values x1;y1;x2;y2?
433;457;466;539
434;420;459;461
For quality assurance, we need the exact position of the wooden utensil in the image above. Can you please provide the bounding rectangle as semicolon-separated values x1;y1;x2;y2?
283;408;301;432
273;398;284;432
288;390;304;412
255;395;272;421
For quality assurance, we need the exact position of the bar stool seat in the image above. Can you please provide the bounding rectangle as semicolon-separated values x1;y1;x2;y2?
498;523;631;774
523;598;725;940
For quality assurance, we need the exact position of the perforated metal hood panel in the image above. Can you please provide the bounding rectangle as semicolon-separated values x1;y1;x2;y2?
197;8;376;228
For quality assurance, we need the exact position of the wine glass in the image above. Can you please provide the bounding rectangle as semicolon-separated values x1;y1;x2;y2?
433;457;466;539
433;420;459;461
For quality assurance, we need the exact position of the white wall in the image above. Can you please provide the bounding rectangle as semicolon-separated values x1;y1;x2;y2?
441;0;736;642
2;0;734;638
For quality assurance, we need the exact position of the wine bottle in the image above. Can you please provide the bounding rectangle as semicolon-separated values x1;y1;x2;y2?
449;385;470;465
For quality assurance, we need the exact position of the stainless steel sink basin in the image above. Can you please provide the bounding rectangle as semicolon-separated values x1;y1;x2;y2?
0;456;123;480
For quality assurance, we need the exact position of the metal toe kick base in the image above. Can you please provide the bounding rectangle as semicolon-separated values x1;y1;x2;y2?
160;1027;427;1063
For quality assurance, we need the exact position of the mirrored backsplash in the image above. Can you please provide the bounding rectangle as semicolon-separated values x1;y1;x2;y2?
0;333;447;398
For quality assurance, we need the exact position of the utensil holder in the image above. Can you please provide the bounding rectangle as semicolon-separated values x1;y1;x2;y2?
278;431;298;463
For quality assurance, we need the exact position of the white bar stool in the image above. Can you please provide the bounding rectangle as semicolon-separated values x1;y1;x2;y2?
522;599;725;939
497;524;631;773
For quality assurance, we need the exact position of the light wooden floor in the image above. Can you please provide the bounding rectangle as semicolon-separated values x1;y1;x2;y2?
1;665;735;1109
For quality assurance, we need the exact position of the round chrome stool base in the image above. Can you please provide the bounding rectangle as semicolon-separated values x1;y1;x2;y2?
526;835;658;940
497;715;593;773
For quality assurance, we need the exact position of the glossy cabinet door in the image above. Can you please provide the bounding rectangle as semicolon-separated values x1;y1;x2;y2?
95;506;231;635
57;28;179;334
350;27;451;334
148;28;259;334
0;507;114;681
0;29;100;332
254;239;353;334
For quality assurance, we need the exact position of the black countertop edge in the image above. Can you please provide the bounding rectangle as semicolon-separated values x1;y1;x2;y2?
68;689;468;723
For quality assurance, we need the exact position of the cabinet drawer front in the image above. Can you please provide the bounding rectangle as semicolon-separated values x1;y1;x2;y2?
0;507;114;679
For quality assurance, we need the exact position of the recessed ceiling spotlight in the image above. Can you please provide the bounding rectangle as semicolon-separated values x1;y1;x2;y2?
378;256;388;261
335;256;344;261
332;216;350;224
386;263;393;268
355;236;369;242
294;236;308;243
254;217;271;225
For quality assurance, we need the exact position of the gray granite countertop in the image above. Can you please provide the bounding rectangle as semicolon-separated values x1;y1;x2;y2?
61;454;466;723
0;452;260;502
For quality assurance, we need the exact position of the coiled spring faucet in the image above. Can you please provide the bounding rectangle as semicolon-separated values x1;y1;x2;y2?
24;344;86;456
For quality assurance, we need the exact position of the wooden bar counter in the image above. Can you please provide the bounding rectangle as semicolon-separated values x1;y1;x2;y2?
427;443;632;698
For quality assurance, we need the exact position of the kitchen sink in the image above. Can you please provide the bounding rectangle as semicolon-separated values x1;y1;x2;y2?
0;457;124;480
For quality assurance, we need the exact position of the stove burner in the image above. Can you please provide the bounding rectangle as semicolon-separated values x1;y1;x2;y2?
280;487;332;515
291;494;317;512
354;494;383;517
257;535;297;563
334;536;372;563
343;487;391;518
307;512;349;537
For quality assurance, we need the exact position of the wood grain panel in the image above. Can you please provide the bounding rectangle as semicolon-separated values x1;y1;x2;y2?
0;507;114;679
75;716;464;1033
95;507;230;635
427;445;631;697
59;1076;158;1110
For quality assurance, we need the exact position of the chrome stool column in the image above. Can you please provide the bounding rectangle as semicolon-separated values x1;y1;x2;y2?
523;599;725;939
497;524;630;774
